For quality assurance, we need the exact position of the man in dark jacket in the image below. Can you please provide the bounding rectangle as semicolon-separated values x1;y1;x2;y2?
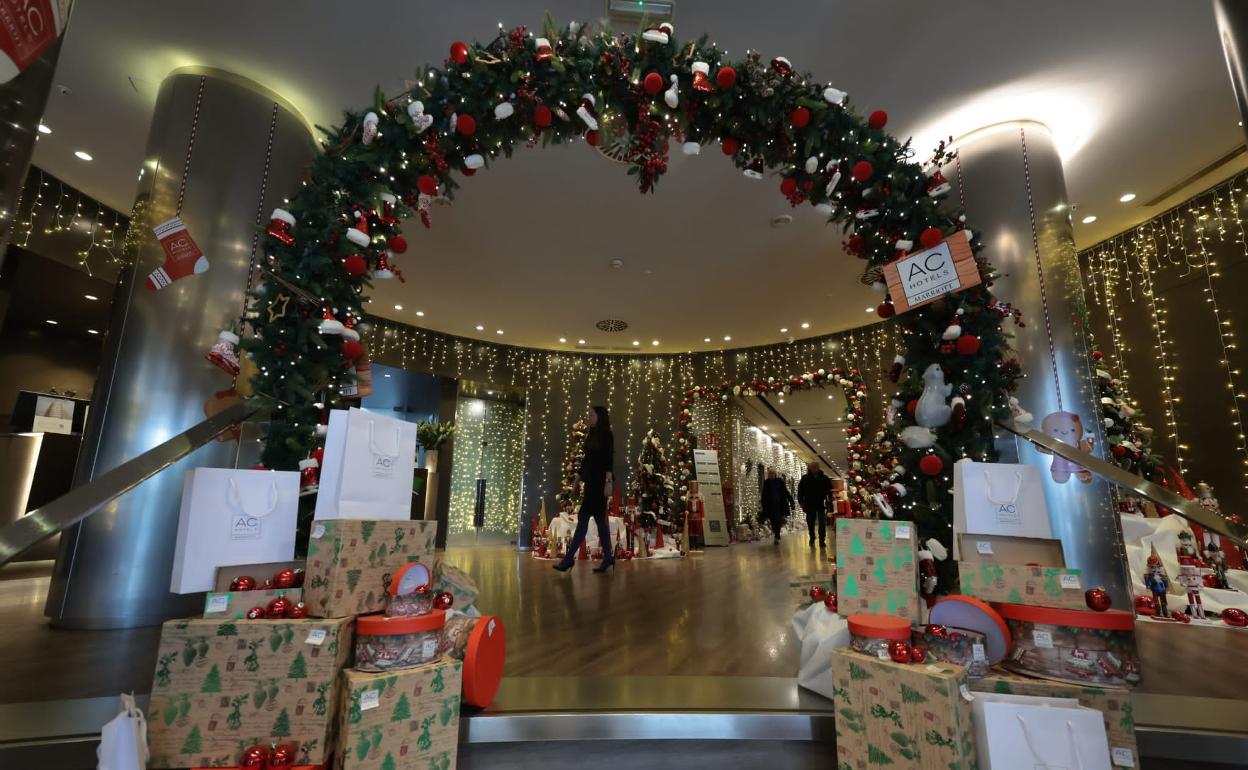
760;468;793;544
797;462;833;547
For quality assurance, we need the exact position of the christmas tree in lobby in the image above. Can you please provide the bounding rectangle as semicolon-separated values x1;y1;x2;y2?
1092;347;1164;481
632;429;674;530
556;419;588;512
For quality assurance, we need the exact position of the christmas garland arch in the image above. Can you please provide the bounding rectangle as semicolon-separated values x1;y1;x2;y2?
247;18;1022;559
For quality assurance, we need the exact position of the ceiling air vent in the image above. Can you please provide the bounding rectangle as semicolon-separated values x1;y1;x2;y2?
595;319;629;332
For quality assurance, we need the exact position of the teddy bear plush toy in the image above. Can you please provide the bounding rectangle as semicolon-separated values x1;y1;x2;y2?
1038;410;1094;484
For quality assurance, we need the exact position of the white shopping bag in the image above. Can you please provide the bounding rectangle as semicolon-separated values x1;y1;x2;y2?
972;691;1112;770
170;468;299;593
314;407;416;520
96;693;148;770
790;601;851;700
953;460;1052;558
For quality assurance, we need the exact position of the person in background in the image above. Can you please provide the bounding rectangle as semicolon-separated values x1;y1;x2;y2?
760;468;794;544
554;406;616;574
798;462;833;547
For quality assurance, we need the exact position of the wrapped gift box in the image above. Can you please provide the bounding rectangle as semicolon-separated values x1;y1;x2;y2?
203;588;302;619
434;560;478;611
830;648;977;769
303;520;435;618
146;616;352;769
971;669;1138;769
334;659;463;770
836;519;919;623
956;562;1087;610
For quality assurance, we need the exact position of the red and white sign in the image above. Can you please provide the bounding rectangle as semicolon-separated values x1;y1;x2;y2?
0;0;70;83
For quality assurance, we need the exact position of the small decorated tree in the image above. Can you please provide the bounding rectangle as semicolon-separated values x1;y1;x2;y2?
631;429;674;530
556;419;588;512
1092;347;1164;481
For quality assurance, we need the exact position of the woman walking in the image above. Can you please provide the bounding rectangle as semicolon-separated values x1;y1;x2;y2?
554;406;616;573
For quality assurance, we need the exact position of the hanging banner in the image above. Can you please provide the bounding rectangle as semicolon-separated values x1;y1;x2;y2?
0;0;71;83
693;449;729;546
882;235;981;313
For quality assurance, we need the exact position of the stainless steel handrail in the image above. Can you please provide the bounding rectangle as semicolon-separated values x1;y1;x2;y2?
0;400;260;566
998;420;1248;549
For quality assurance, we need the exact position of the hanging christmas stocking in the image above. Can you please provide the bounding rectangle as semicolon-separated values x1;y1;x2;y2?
146;217;208;290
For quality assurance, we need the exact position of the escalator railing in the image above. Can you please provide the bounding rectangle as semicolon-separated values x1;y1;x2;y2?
0;401;259;566
998;420;1248;549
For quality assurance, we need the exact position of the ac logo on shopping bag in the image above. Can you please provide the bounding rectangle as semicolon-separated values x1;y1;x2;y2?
371;453;395;478
231;514;262;540
995;502;1019;525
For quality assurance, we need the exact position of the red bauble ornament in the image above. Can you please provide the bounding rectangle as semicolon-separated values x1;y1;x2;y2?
789;106;811;129
876;301;895;319
919;227;943;249
888;640;912;663
1093;350;1104;360
450;41;469;65
1134;595;1156;616
585;129;600;146
721;137;740;156
417;175;438;196
716;66;737;89
1112;444;1128;457
643;71;664;95
780;177;798;196
239;745;268;768
1085;587;1113;612
909;647;927;663
823;593;838;612
267;744;296;769
1222;607;1248;627
267;597;292;618
1172;610;1192;623
434;591;454;611
919;454;944;476
851;160;874;182
533;104;553;128
287;601;308;619
273;569;296;589
868;110;888;129
230;575;257;592
926;624;948;638
906;399;918;417
343;254;367;276
456;113;477;136
956;334;981;356
245;606;266;620
809;586;827;602
847;234;866;256
341;339;365;361
388;234;408;254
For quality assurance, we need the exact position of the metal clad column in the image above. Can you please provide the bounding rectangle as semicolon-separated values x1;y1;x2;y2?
953;123;1130;607
1214;0;1248;145
46;69;312;629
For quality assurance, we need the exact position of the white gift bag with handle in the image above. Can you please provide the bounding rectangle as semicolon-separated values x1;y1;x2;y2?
790;601;851;699
170;468;298;592
316;407;416;520
972;691;1112;770
96;693;148;770
953;460;1052;558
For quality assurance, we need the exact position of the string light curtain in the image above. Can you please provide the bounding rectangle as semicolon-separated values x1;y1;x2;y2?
1079;168;1248;508
446;396;526;538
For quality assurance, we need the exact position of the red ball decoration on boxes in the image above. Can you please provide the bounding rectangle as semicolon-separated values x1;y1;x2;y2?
926;623;948;638
1133;595;1156;617
868;110;888;129
245;606;267;620
888;640;912;663
1222;607;1248;627
533;104;553;128
780;177;798;196
239;745;268;768
450;41;470;65
919;227;943;249
1085;587;1113;612
287;601;308;619
919;454;944;476
434;591;454;611
909;647;926;663
851;160;874;182
267;597;292;618
721;137;740;156
823;593;838;612
789;106;811;129
716;66;737;89
643;71;664;95
809;585;827;602
230;575;257;592
956;334;981;356
417;175;438;196
456;114;477;136
272;569;297;589
267;744;296;769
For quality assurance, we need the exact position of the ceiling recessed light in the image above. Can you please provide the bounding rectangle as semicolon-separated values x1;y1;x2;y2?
495;329;504;335
475;324;484;331
559;337;567;343
46;319;58;325
865;307;875;312
384;373;392;378
578;339;586;344
796;420;802;424
73;150;93;161
1119;193;1136;203
84;294;98;301
632;340;640;346
394;304;402;310
86;329;99;335
723;335;732;341
37;123;50;134
415;310;424;317
1081;215;1097;224
800;322;810;329
651;340;659;346
780;327;788;333
704;337;712;343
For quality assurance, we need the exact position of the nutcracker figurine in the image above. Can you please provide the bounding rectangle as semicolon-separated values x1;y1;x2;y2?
1142;545;1170;618
1207;541;1230;589
1176;530;1205;619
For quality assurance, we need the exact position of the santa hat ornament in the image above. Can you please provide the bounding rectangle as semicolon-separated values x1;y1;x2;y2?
377;192;399;226
664;75;680;109
534;37;554;61
888;354;905;382
361;112;379;146
494;100;514;120
894;238;913;253
823;86;848;105
641;22;673;44
341;316;361;342
691;61;714;92
345;215;370;248
576;93;598;131
206;330;241;376
407;100;433;133
927;170;951;197
318;309;344;335
375;251;397;280
743;157;765;180
770;56;794;77
266;208;297;246
917;550;938;596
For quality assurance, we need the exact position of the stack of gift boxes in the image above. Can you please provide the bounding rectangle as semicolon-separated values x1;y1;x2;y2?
146;519;501;770
828;517;1141;769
